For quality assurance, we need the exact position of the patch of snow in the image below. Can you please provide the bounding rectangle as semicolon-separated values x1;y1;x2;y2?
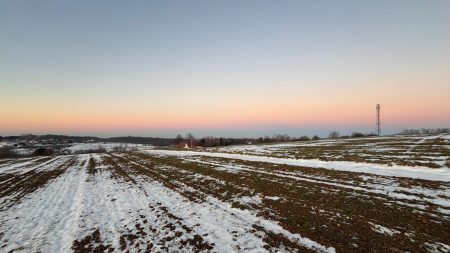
368;222;400;237
185;157;450;214
423;242;450;253
439;134;450;140
233;194;262;206
265;196;282;201
406;134;446;153
0;155;90;252
65;142;149;153
143;150;450;182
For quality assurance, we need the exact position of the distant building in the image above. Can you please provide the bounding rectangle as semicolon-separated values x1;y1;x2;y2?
176;140;197;149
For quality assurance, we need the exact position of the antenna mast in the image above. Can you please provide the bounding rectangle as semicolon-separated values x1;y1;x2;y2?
376;104;381;136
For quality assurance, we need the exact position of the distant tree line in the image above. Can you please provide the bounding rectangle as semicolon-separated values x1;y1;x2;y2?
400;128;449;135
1;134;174;146
328;131;378;139
0;146;54;159
2;132;364;151
174;133;322;148
105;136;173;146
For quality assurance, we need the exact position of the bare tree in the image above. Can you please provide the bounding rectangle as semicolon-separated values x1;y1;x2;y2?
185;133;195;147
329;131;340;139
175;134;184;144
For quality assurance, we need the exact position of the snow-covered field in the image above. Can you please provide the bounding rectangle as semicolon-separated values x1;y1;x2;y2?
64;142;149;153
0;141;151;156
215;134;450;168
1;135;449;252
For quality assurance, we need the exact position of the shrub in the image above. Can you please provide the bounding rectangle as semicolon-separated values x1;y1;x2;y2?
351;132;365;138
33;148;53;156
297;136;310;141
0;147;20;158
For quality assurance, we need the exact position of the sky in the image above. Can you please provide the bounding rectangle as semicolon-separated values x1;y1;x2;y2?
1;0;449;138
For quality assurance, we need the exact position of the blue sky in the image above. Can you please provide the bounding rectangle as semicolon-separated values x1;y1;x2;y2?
1;1;449;137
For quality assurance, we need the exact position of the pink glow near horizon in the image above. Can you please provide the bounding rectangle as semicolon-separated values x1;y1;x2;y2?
1;96;448;134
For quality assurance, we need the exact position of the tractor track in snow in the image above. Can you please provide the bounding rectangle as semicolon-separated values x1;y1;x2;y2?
1;151;449;252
